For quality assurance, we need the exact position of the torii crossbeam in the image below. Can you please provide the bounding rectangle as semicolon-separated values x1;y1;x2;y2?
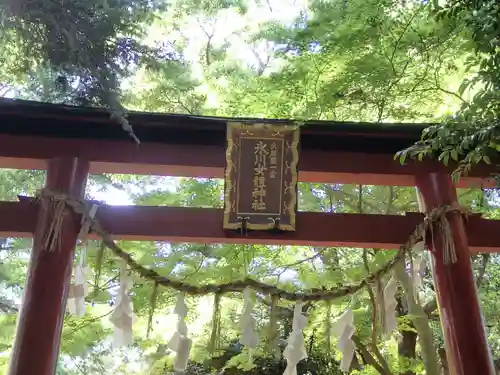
0;98;496;375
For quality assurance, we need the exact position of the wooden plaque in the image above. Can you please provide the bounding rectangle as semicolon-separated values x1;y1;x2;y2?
223;121;300;231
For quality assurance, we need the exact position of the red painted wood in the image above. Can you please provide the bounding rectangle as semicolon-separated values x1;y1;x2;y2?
416;173;495;375
8;157;89;375
0;134;492;187
0;200;499;252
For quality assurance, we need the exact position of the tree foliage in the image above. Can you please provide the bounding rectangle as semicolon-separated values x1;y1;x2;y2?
398;0;500;177
0;0;167;140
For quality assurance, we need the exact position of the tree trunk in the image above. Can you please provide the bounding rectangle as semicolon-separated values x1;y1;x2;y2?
438;348;449;375
398;329;417;375
350;352;362;371
396;296;417;375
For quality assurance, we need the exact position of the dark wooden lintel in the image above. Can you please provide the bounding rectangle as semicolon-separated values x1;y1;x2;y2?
2;199;497;253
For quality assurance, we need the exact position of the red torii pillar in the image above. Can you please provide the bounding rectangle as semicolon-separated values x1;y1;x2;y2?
416;172;495;375
8;157;89;375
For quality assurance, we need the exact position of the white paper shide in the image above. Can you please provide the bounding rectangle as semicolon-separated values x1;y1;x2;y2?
67;265;91;317
283;302;308;375
167;293;192;373
239;288;259;355
411;241;427;289
383;277;398;336
110;263;135;347
67;204;98;317
333;309;356;372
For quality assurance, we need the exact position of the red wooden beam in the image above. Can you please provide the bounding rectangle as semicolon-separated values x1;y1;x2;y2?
0;134;494;187
2;200;498;253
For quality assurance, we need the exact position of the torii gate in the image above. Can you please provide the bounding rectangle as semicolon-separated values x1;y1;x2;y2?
0;98;496;375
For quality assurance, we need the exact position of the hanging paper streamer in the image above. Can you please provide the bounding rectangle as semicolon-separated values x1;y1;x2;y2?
80;203;99;240
412;254;427;289
110;262;135;347
382;277;398;336
67;266;90;317
411;241;427;289
167;293;193;373
332;309;356;372
239;288;259;360
283;302;308;375
67;204;98;317
412;240;425;253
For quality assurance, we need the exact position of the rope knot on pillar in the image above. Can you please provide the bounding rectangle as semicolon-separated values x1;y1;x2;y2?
35;188;73;252
424;202;467;266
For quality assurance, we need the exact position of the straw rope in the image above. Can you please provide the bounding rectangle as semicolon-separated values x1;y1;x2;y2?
33;189;463;301
423;202;465;265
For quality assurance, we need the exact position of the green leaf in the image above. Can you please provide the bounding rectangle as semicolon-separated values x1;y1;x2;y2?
439;151;450;165
400;152;407;165
458;80;469;96
443;153;450;166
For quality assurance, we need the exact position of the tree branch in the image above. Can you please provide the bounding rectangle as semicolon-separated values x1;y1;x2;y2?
62;310;113;338
475;253;490;287
362;250;393;375
274;249;325;280
351;334;389;375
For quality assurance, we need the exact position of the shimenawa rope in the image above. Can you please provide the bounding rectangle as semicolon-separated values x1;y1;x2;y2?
33;189;461;301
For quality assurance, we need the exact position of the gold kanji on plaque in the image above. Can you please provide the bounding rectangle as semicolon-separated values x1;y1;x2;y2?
223;122;299;231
